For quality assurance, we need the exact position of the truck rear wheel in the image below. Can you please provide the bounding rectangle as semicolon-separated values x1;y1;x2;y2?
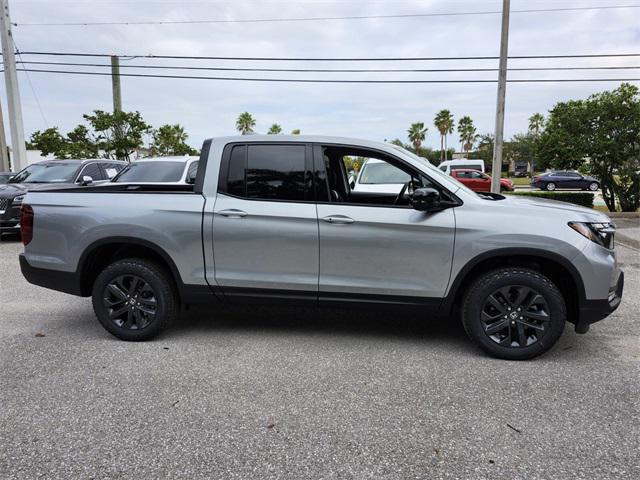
461;268;566;360
91;258;178;341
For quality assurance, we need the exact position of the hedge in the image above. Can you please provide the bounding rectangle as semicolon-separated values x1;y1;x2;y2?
506;191;594;209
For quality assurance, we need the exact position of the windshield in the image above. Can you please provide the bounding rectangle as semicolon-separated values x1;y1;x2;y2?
9;163;79;184
113;161;186;183
359;162;411;184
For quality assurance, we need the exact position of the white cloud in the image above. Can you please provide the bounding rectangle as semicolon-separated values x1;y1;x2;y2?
3;0;639;150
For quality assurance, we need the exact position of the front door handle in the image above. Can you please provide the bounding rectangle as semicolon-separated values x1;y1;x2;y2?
217;209;248;218
322;215;355;225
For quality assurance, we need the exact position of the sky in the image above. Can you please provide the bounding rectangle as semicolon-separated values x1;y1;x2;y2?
2;0;639;150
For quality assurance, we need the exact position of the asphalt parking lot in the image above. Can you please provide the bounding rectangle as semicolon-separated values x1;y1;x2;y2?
1;233;639;479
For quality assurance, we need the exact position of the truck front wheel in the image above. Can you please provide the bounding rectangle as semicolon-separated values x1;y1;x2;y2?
91;258;178;341
461;268;566;360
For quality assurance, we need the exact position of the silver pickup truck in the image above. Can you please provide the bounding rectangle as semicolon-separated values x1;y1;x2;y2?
19;136;623;360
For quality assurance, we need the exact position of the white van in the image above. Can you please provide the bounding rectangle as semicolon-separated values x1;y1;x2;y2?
438;159;485;175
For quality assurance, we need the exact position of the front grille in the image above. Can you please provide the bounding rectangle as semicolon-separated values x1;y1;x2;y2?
0;198;8;211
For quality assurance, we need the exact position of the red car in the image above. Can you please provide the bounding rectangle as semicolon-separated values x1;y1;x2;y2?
451;169;514;192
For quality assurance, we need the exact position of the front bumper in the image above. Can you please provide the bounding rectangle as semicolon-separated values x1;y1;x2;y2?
575;270;624;333
0;200;21;232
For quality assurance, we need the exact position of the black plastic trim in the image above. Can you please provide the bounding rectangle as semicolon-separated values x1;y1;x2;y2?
20;254;84;296
219;286;441;311
76;236;222;304
441;247;589;318
193;138;212;194
575;270;624;332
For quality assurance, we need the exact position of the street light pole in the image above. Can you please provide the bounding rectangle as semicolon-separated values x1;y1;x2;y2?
491;0;510;193
0;0;27;172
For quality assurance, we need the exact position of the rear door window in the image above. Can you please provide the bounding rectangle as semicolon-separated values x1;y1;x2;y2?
79;163;104;181
246;145;307;201
221;144;309;201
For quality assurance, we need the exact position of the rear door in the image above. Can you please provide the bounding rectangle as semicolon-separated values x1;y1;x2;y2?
211;143;319;303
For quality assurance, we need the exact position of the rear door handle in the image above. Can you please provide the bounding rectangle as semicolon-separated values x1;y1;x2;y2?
322;215;355;225
217;209;247;218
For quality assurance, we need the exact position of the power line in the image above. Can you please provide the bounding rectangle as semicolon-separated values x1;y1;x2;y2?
15;60;640;73
12;4;640;26
15;68;640;84
12;43;48;128
14;51;640;62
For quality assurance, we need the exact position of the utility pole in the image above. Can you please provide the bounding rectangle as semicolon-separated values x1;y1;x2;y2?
111;55;122;112
0;0;27;172
0;101;9;171
491;0;510;193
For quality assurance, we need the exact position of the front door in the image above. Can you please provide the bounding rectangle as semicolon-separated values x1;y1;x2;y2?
211;143;318;303
315;144;456;305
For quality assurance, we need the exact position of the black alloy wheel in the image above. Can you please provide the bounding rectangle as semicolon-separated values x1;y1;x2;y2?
92;258;178;341
480;285;550;348
103;274;158;330
461;268;566;360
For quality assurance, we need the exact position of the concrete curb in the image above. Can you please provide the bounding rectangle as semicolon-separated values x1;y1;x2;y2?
607;212;640;218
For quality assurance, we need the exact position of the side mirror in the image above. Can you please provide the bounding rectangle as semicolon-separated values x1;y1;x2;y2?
411;187;441;212
80;175;93;186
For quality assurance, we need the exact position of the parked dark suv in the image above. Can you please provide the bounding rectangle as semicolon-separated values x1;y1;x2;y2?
531;171;600;191
0;172;14;184
0;159;126;234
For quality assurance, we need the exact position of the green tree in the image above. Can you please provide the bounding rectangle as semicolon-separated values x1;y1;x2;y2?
267;123;282;135
150;124;198;156
236;112;256;135
29;127;68;158
83;110;151;161
457;116;477;153
474;133;494;164
29;125;99;159
407;122;427;152
538;83;640;211
291;128;301;135
434;109;455;162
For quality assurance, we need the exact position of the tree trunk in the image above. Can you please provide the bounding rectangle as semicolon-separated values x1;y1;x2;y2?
444;135;448;160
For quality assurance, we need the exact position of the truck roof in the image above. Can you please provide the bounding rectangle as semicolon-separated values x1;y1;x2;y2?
209;135;395;152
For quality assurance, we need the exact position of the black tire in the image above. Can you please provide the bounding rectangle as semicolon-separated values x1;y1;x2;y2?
461;268;566;360
588;182;599;191
91;258;178;341
545;182;556;191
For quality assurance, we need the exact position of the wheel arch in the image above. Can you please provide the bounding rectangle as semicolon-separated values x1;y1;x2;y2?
442;248;585;325
77;237;184;298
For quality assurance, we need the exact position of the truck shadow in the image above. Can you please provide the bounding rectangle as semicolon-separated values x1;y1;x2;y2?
170;304;471;347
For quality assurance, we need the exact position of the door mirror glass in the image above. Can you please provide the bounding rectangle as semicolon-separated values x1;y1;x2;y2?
80;175;93;185
411;187;441;212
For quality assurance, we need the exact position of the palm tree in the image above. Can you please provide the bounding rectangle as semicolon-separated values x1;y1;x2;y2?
235;112;255;135
457;116;477;153
434;109;454;162
291;128;301;135
528;113;545;137
407;122;428;152
527;113;545;175
267;123;282;135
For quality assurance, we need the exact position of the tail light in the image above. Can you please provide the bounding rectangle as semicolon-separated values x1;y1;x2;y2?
20;204;34;246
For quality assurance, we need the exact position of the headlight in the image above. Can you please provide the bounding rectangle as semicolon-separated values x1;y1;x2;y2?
13;194;25;204
568;222;615;249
